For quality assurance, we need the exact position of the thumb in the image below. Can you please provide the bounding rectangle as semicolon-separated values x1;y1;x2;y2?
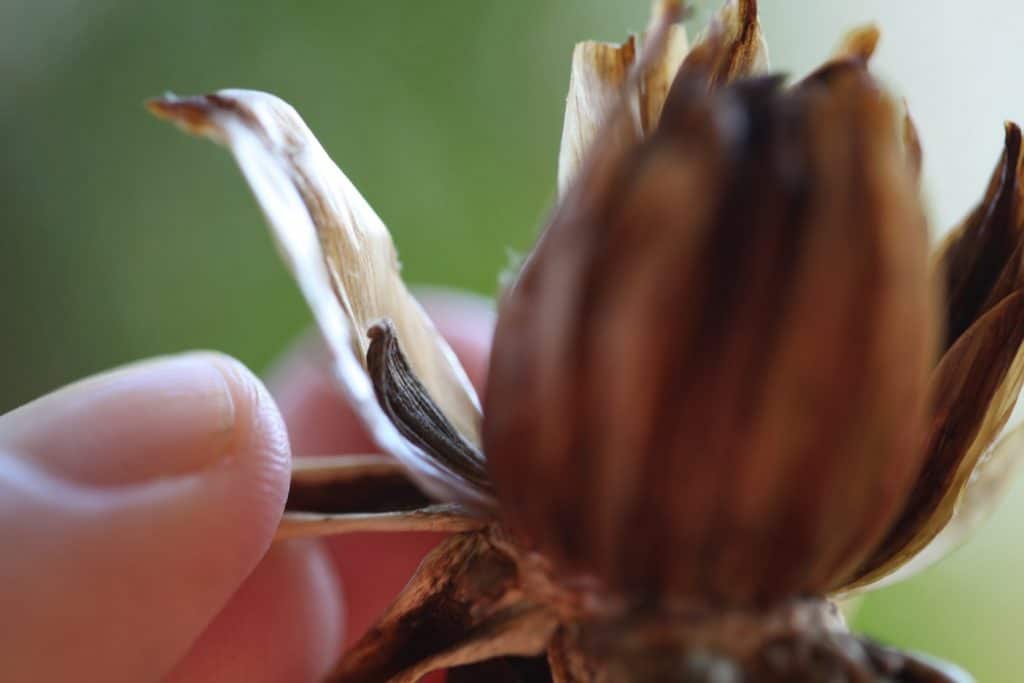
0;353;291;683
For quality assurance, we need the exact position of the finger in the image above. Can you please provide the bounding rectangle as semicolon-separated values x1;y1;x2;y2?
265;331;375;456
166;539;344;683
1;354;241;485
0;353;292;683
265;289;495;644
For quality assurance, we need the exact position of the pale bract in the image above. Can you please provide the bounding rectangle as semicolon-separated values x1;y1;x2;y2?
148;91;492;511
557;21;689;196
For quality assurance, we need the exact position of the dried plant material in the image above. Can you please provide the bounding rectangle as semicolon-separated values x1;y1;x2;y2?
557;37;636;196
848;293;1024;586
640;15;691;133
447;656;552;683
833;24;881;64
846;126;1024;588
145;93;480;443
557;1;689;195
851;424;1024;592
681;0;768;88
366;321;491;493
488;43;932;606
380;608;557;683
902;105;924;182
486;2;702;594
858;645;973;683
278;455;483;539
547;628;597;683
937;124;1024;348
827;22;924;185
286;455;432;514
276;504;484;540
570;600;964;682
150;0;1024;679
325;531;556;683
147;92;493;510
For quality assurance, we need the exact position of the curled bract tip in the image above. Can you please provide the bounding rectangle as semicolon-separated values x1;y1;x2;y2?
146;94;221;137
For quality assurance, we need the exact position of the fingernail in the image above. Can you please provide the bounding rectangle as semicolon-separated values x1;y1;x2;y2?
0;353;238;486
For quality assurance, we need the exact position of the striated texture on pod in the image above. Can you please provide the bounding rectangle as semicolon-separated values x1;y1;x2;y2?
484;56;936;607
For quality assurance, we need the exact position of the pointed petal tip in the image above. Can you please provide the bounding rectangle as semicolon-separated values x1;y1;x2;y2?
147;90;282;142
366;317;392;342
639;0;685;70
676;0;767;89
719;0;760;29
146;93;214;132
649;0;685;26
1004;120;1022;147
836;24;881;64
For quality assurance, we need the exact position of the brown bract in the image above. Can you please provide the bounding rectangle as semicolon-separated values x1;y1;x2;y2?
487;17;934;607
847;122;1024;590
150;0;1022;680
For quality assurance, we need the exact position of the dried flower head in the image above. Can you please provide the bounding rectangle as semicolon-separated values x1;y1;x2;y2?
149;1;1024;680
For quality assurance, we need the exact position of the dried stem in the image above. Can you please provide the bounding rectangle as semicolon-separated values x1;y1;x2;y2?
276;455;484;540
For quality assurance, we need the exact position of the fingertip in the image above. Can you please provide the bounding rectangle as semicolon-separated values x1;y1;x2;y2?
0;353;294;681
168;539;345;683
202;351;292;532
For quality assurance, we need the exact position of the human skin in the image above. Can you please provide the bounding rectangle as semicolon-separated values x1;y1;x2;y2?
0;291;493;683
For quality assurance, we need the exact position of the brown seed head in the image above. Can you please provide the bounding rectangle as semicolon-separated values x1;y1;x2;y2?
484;47;936;608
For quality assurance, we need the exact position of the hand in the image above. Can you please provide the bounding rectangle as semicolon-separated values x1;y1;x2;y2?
0;291;494;683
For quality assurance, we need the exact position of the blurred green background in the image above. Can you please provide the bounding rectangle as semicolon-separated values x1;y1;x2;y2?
3;0;1023;679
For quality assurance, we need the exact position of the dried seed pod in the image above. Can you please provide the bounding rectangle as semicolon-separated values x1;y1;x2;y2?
485;48;936;607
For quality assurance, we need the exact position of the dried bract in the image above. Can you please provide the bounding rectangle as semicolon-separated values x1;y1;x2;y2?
488;29;933;607
848;123;1024;589
148;91;492;512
